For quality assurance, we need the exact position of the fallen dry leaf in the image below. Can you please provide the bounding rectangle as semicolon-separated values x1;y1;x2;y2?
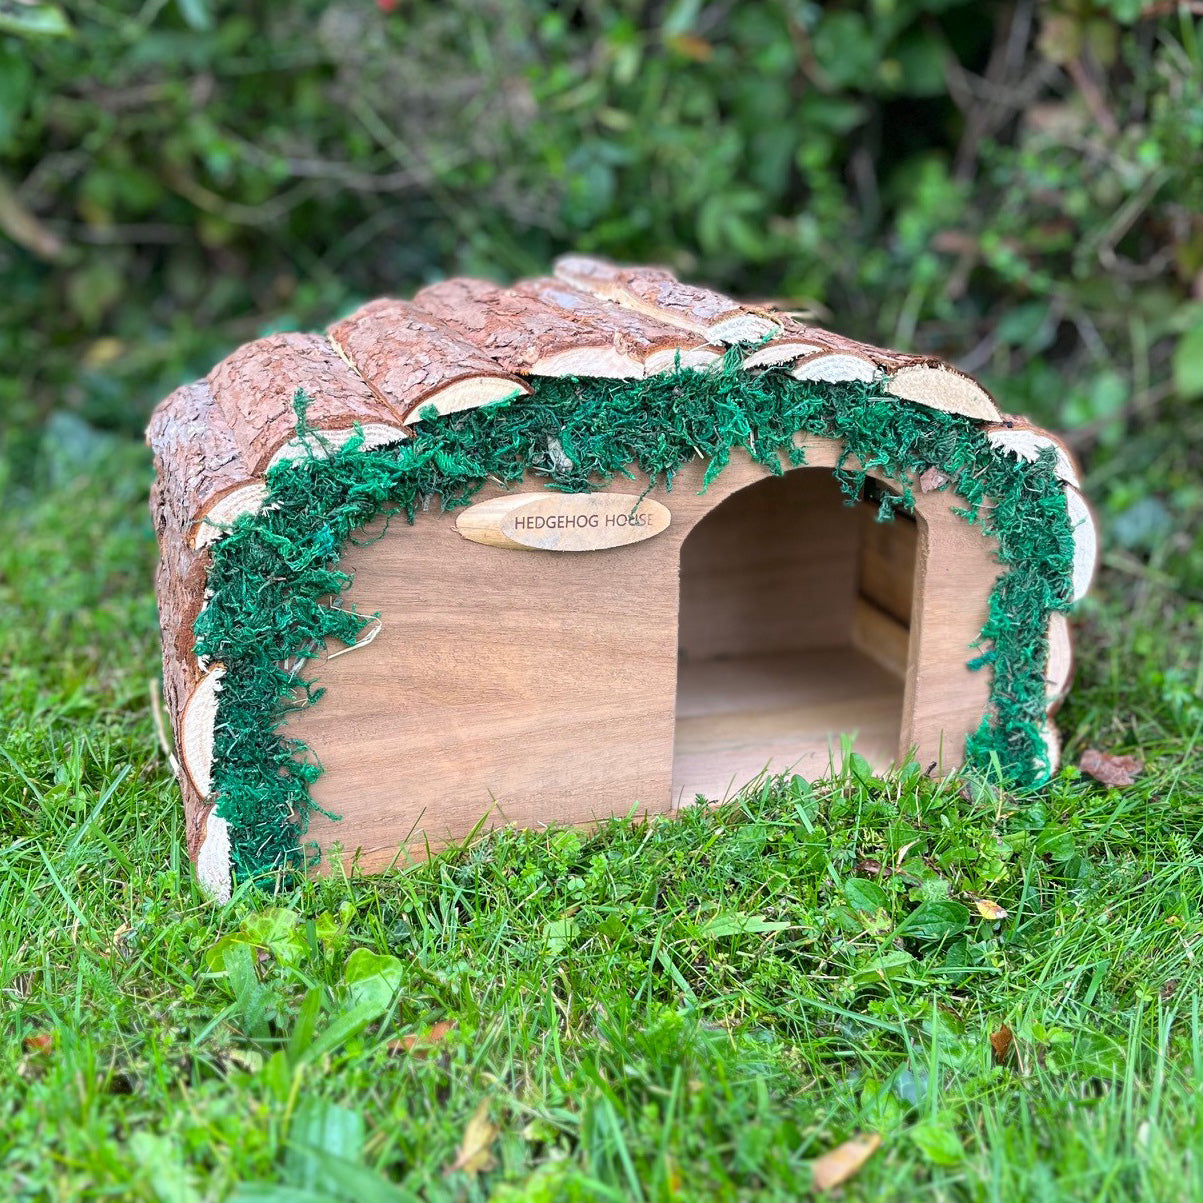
812;1133;881;1192
1079;748;1143;787
447;1098;498;1176
989;1023;1014;1065
23;1033;53;1056
666;32;715;61
975;899;1008;921
388;1019;456;1057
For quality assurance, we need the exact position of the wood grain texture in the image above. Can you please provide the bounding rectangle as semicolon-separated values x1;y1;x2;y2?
1046;612;1074;709
755;312;922;374
149;500;211;860
554;255;780;344
414;276;644;378
885;363;1001;421
195;811;232;903
329;297;530;420
208;332;409;474
897;486;996;768
147;264;1074;884
1041;719;1062;776
285;440;1000;871
791;351;880;384
742;340;823;369
180;663;224;799
194;482;271;548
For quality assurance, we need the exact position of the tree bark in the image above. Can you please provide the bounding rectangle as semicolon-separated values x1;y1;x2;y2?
207;332;409;474
512;277;722;372
414;276;644;378
554;254;781;344
329;298;530;421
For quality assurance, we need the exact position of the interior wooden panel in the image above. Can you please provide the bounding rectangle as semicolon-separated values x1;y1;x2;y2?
673;649;904;803
851;598;910;678
677;470;861;662
858;503;918;625
285;440;999;871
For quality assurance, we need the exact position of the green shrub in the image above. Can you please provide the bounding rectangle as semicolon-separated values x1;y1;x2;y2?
1;1;1199;448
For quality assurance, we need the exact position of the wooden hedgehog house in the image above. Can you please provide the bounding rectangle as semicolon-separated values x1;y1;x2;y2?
148;256;1096;901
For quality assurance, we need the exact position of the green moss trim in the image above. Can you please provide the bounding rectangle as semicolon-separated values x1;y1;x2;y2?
194;361;1076;881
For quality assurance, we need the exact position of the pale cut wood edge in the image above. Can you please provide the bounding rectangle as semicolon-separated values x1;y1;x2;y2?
1066;486;1098;603
195;809;233;904
1046;611;1074;708
708;313;781;343
208;332;408;476
266;422;409;470
645;346;724;373
193;481;271;549
530;346;643;378
791;351;880;384
752;310;918;375
181;663;225;799
885;363;1002;421
453;493;540;548
1041;719;1062;778
985;425;1081;487
400;376;527;422
742;340;823;369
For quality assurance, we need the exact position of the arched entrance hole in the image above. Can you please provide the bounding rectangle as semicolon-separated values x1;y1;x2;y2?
673;467;918;802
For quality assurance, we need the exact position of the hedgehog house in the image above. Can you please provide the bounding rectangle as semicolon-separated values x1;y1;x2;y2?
148;257;1096;901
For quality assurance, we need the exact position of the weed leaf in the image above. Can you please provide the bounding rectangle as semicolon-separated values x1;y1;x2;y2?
899;900;969;941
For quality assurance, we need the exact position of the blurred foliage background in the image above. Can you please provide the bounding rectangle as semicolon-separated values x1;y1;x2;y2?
1;0;1201;532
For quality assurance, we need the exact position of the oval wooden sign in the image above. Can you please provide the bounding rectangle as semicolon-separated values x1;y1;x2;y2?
456;492;671;552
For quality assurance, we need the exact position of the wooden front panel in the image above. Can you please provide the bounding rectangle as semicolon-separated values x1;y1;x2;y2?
285;440;998;871
290;510;682;872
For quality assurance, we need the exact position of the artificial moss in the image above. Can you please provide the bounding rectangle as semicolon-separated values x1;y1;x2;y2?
194;359;1076;881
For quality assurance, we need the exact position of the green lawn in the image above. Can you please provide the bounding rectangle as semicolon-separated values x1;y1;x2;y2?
2;406;1201;1201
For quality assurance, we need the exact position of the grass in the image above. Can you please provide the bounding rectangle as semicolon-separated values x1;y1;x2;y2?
1;407;1202;1202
